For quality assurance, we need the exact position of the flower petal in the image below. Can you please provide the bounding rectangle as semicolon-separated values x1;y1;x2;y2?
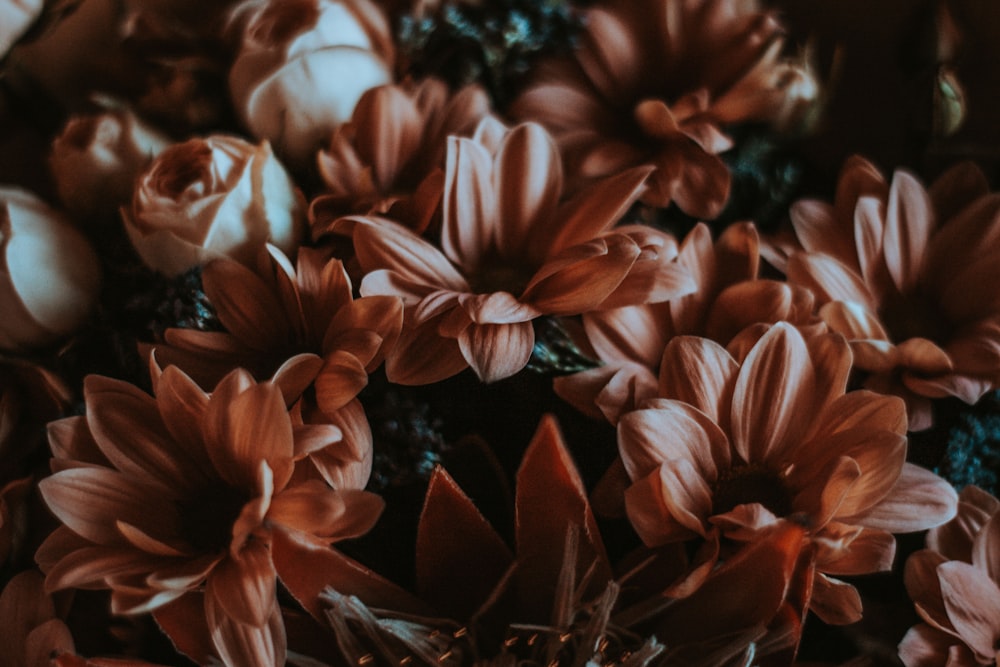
730;323;815;463
939;561;1000;660
457;321;534;383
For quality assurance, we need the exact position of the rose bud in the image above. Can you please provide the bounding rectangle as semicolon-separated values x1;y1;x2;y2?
0;0;42;58
227;0;395;169
49;103;172;220
0;187;101;350
122;134;304;276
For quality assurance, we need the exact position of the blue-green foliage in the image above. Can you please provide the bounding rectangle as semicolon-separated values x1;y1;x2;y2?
935;390;1000;496
397;0;581;107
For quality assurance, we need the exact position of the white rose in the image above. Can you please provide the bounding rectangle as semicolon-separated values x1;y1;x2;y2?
0;187;101;350
228;0;395;169
123;135;304;276
50;103;172;220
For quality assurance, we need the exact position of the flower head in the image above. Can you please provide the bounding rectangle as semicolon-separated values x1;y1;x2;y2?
777;157;1000;429
151;244;402;415
334;120;695;384
311;78;492;236
900;486;1000;666
617;323;957;624
37;365;384;667
510;0;817;219
124;135;304;277
556;221;822;424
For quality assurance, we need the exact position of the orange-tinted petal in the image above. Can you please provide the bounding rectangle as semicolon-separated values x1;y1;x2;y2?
457;321;534;383
730;323;815;463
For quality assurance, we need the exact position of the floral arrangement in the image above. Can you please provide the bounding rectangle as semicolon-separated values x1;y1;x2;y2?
1;0;999;665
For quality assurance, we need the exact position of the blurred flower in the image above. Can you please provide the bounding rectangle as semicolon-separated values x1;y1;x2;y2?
50;101;171;220
311;78;492;237
227;0;396;169
617;323;958;624
776;157;1000;430
0;0;42;58
0;187;101;350
334;120;695;384
556;221;823;425
510;0;818;219
123;135;304;277
899;485;1000;666
0;359;70;567
0;569;74;666
37;366;385;667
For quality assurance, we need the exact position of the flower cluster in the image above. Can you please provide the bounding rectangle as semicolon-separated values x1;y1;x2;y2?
0;0;996;665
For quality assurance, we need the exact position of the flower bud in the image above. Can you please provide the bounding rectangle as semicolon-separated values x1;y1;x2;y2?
227;0;395;169
123;135;304;276
0;187;101;350
49;104;172;220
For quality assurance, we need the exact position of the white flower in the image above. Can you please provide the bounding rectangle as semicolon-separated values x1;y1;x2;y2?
123;135;304;276
227;0;395;169
0;187;101;350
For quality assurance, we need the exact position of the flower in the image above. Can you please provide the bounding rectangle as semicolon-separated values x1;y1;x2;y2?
555;221;822;424
334;120;695;384
50;101;172;220
37;365;385;667
617;323;958;624
227;0;396;169
150;244;401;406
777;157;1000;430
0;0;42;58
0;570;74;665
310;78;492;236
123;135;304;277
0;187;101;350
899;486;1000;666
0;358;70;566
509;0;817;219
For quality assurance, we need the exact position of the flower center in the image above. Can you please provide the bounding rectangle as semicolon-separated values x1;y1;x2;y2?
468;256;533;296
712;464;792;518
879;290;950;345
176;486;251;554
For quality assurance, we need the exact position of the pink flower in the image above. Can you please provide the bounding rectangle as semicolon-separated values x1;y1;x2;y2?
334;120;695;384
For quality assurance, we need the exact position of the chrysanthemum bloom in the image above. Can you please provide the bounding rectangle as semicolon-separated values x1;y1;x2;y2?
310;78;492;237
509;0;817;219
556;221;822;424
36;366;385;667
617;323;957;624
333;120;696;384
151;244;402;412
777;157;1000;430
899;486;1000;666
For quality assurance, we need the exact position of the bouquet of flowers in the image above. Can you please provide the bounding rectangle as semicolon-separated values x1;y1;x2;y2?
1;0;999;665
